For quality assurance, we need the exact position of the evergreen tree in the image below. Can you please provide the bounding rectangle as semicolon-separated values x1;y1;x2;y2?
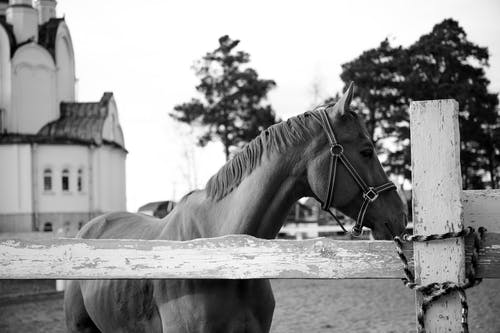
171;35;278;161
339;19;499;188
340;39;406;145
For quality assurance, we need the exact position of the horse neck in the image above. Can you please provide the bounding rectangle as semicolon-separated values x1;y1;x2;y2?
212;148;307;239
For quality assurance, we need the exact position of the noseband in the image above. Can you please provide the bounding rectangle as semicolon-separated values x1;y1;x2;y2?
313;106;396;236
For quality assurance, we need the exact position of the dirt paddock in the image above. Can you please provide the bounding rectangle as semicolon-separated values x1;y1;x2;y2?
1;279;499;332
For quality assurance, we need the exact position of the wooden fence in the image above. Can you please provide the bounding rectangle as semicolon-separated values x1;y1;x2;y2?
1;100;499;332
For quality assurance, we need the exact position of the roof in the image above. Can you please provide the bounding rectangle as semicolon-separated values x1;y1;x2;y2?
37;92;126;150
138;201;172;212
138;201;176;218
38;18;64;60
303;197;321;208
0;133;126;151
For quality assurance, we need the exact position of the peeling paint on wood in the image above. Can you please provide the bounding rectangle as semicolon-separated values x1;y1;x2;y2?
0;233;499;279
410;100;465;332
0;236;411;279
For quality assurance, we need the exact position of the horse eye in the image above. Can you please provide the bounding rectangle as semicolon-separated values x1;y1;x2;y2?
360;149;374;158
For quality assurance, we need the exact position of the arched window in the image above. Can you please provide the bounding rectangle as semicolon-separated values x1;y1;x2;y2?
0;108;5;133
43;222;53;232
43;169;52;191
77;168;83;192
62;169;70;191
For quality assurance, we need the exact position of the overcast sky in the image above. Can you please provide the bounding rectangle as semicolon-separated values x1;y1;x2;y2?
57;0;500;211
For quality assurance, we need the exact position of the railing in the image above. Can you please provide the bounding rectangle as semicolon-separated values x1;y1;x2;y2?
1;100;499;333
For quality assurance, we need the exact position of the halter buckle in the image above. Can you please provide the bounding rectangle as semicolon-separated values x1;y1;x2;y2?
363;187;378;202
329;144;343;156
351;224;363;237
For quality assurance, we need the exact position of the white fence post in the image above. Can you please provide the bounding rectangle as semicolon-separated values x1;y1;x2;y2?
410;100;465;332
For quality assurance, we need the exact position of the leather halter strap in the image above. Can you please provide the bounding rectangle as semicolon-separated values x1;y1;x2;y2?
312;106;397;236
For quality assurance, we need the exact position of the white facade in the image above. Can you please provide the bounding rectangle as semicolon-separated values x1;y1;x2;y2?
0;145;32;214
0;0;126;234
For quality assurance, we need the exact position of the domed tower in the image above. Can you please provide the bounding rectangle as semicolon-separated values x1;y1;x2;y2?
6;0;38;43
35;0;56;24
0;1;127;234
0;0;8;16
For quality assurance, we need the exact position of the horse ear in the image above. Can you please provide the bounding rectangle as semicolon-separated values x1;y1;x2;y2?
329;82;354;117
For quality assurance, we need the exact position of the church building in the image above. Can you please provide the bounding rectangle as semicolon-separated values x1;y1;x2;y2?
0;0;127;234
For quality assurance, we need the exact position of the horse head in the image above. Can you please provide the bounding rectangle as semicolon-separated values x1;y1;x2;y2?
305;83;407;240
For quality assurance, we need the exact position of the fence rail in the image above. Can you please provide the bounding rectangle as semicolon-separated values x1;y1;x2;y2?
1;99;499;333
1;232;499;280
1;189;498;280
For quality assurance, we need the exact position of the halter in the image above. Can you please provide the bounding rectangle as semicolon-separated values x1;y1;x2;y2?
313;106;397;236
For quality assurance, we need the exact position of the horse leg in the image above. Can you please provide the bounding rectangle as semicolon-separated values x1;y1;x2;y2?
64;280;101;333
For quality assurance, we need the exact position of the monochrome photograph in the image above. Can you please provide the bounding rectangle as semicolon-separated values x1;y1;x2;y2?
0;0;499;332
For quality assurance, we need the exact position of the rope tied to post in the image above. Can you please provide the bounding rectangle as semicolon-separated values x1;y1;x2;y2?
393;226;486;333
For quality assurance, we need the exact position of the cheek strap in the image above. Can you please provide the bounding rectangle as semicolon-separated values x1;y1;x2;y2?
312;107;397;236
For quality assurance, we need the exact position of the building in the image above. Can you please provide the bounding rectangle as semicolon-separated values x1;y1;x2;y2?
279;198;353;239
0;0;126;234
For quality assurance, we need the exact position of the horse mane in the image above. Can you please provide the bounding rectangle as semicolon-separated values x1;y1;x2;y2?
206;111;319;201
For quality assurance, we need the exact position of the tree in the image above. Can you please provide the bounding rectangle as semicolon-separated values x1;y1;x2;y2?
403;19;499;189
171;35;278;161
340;39;407;145
339;19;499;189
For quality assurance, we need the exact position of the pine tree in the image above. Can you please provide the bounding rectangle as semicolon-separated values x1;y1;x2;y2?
171;35;278;161
339;19;499;188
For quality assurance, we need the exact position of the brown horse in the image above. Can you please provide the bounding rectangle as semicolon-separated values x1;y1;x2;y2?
64;84;407;332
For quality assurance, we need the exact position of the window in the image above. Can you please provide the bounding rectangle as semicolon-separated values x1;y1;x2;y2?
77;169;83;192
43;169;52;191
43;222;53;232
0;108;5;133
62;169;70;191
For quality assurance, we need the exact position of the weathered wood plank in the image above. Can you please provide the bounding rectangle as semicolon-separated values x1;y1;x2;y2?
0;236;409;279
410;100;465;332
477;232;500;279
1;233;499;280
463;189;500;233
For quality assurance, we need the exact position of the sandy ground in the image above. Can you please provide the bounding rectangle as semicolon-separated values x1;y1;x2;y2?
0;279;499;332
271;279;500;333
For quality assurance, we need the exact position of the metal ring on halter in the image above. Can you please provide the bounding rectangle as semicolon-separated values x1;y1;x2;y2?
329;144;343;156
363;187;379;202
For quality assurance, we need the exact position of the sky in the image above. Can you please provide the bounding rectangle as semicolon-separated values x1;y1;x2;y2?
56;0;500;211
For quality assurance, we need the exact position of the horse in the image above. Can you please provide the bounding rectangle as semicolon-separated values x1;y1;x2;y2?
64;83;407;332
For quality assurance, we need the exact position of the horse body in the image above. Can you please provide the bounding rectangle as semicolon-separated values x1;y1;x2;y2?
66;153;293;332
65;84;407;332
